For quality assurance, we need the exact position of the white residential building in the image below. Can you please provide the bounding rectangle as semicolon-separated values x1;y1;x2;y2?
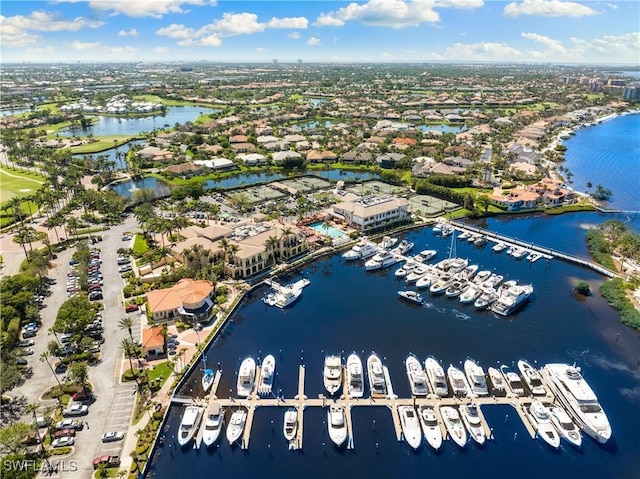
332;195;410;231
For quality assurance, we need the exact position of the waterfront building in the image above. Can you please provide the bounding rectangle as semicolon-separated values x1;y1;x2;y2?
332;195;410;231
488;187;540;211
622;83;640;101
141;325;165;358
146;279;216;323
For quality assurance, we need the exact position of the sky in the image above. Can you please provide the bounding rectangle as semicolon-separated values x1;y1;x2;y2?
0;0;639;64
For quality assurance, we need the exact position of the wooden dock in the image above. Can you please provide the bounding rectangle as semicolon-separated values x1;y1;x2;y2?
179;365;562;450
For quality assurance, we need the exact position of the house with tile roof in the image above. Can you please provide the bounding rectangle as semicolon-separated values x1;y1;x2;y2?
146;279;215;324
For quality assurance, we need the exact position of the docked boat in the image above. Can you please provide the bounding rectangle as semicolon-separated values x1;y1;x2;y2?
508;246;528;259
528;400;560;449
447;257;469;274
458;264;479;280
474;289;498;310
527;251;542;263
425;357;449;397
415;268;439;289
441;226;454;237
392;240;414;255
466;233;478;243
415;249;437;262
346;353;364;398
473;270;492;285
364;250;402;271
323;355;343;396
405;354;429;396
257;354;276;396
464;358;489;397
541;363;611;443
417;405;442;450
394;261;416;278
226;408;247;445
398;406;422;449
342;239;378;261
432;223;443;234
445;279;469;298
459;284;482;304
398;290;423;305
283;408;298;442
202;368;215;394
491;283;533;316
273;287;303;308
458;231;469;240
487;367;506;395
405;265;430;283
447;365;470;398
177;406;204;446
550;406;582;448
202;404;224;447
367;352;388;398
500;364;525;396
518;360;545;396
327;405;347;447
492;242;507;253
429;274;454;295
474;236;487;247
459;404;486;445
482;273;504;290
378;236;398;250
236;357;256;398
440;406;467;448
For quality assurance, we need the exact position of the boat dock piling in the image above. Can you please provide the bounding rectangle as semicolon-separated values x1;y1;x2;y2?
241;365;262;449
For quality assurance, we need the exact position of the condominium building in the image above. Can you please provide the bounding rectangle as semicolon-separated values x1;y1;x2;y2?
332;195;410;230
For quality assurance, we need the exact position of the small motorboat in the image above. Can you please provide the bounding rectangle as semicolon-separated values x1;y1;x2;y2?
201;369;215;394
283;408;298;442
202;404;224;447
323;355;343;396
398;290;424;305
226;408;247;445
528;400;560;449
487;367;506;395
550;406;582;448
327;405;347;447
398;406;422;449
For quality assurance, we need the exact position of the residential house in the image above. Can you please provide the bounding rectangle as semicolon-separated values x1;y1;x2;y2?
272;150;303;165
142;326;165;358
165;162;203;178
230;142;257;154
341;150;372;164
236;153;267;166
193;158;237;171
146;278;216;324
375;152;405;168
488;188;540;211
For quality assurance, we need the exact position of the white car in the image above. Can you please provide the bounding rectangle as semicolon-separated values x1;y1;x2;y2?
62;405;88;417
55;419;84;431
101;431;125;443
22;348;34;355
52;436;75;448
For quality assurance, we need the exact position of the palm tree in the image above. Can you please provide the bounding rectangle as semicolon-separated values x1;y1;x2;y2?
120;338;138;380
40;352;63;403
264;235;280;265
118;317;135;343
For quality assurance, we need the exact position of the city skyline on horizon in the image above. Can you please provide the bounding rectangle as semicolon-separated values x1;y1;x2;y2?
1;0;639;65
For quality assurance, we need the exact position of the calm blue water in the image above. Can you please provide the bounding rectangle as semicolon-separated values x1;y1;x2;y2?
562;113;640;211
74;139;146;170
57;106;220;137
146;212;640;479
293;120;334;131
419;124;467;134
0;108;30;117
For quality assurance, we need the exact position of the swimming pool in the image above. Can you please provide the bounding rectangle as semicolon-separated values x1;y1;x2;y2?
309;222;346;239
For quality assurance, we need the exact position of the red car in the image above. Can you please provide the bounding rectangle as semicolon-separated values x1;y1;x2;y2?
53;428;76;439
92;455;120;470
124;304;139;313
72;390;93;401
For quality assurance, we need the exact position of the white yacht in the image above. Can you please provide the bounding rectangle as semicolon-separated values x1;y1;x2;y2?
398;290;423;305
417;405;442;450
236;357;256;398
492;242;507;253
459;404;486;445
415;268;439;289
487;367;506;395
226;408;247;445
283;408;298;442
474;236;487;247
367;352;388;398
440;406;467;448
473;270;492;285
429;274;454;295
201;368;215;394
527;251;542;263
432;223;443;234
202;404;224;447
364;250;402;271
447;257;469;273
398;406;422;449
518;360;545;396
177;406;204;447
394;261;416;278
474;289;498;310
482;273;504;290
346;353;364;398
444;279;469;298
392;240;414;255
500;364;525;396
274;287;303;308
378;236;398;250
257;354;276;396
447;365;470;398
342;239;378;261
528;400;560;449
405;265;430;283
415;249;437;262
550;406;582;448
491;283;533;316
458;264;479;280
405;354;429;396
508;246;528;259
459;284;482;304
458;231;469;240
327;405;348;447
425;357;449;397
541;363;611;444
464;358;489;397
323;355;343;396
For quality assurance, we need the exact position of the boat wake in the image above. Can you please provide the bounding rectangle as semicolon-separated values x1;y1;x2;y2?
451;309;471;321
422;302;446;314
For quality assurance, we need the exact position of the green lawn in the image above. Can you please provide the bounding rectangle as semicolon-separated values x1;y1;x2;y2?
133;233;149;256
69;135;140;154
0;167;44;204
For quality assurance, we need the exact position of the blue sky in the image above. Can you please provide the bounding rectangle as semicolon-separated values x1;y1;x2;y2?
1;0;638;64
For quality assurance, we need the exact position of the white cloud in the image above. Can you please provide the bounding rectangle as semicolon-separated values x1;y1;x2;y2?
86;0;215;19
266;17;308;29
521;32;565;52
306;37;321;46
504;0;598;17
434;0;483;8
69;40;101;51
154;47;169;53
315;0;440;29
570;32;640;62
117;28;138;37
156;23;194;39
202;12;264;37
288;31;301;40
107;46;138;54
0;31;41;48
197;34;222;47
442;41;522;60
256;47;266;52
604;3;618;10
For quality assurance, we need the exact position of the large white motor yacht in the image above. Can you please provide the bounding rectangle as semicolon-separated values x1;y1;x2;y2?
464;358;489;397
177;406;204;446
447;365;470;398
405;265;430;283
440;406;467;448
541;363;611;444
346;353;364;398
549;406;582;448
391;240;414;255
474;289;498;310
487;367;506;395
236;357;256;398
226;408;247;445
364;250;402;271
459;404;486;445
283;408;298;442
378;236;398;250
429;273;454;295
528;400;560;449
257;354;276;396
327;405;348;447
518;360;546;396
202;404;224;447
500;364;525;396
491;282;533;316
415;268;439;289
417;405;442;451
459;284;482;304
398;406;422;449
323;355;343;396
342;240;378;261
405;354;429;396
367;352;388;398
424;357;448;397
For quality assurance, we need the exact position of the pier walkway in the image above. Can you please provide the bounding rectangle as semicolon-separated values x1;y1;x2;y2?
446;220;617;278
177;365;560;450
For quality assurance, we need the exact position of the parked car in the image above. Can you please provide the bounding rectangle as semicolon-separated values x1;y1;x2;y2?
21;329;36;338
21;432;41;445
53;428;76;439
21;348;34;355
125;304;139;313
101;431;124;443
92;455;120;470
32;416;50;428
52;436;75;448
62;405;88;417
18;339;35;347
89;292;103;301
72;390;93;402
16;358;28;366
55;419;84;431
